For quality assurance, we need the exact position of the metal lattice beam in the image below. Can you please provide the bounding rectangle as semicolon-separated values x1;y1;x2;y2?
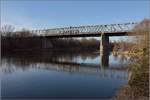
31;22;137;36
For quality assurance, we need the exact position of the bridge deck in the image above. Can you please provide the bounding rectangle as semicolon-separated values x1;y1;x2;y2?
44;32;129;38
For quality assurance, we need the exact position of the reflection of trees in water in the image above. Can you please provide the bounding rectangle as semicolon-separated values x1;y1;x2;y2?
2;51;98;73
1;52;128;80
113;53;119;61
112;53;137;65
1;57;33;74
2;59;128;80
2;51;99;64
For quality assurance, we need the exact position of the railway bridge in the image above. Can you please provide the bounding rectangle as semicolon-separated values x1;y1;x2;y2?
29;22;137;67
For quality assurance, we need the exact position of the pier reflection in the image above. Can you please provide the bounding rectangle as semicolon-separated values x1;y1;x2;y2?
100;52;109;68
1;51;129;80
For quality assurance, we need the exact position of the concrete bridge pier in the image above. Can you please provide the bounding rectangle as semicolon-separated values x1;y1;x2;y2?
100;33;109;67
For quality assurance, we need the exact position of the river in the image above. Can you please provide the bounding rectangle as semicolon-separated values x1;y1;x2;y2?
1;51;134;99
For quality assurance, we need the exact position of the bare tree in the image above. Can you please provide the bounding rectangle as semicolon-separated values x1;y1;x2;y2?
17;28;32;37
1;24;15;37
130;19;149;53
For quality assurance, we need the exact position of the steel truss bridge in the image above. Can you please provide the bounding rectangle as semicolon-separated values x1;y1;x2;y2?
30;22;137;37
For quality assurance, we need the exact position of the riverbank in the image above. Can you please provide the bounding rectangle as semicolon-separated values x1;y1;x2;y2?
114;85;149;100
112;51;143;57
114;52;149;100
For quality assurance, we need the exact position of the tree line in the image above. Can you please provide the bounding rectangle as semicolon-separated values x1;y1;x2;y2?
1;19;148;54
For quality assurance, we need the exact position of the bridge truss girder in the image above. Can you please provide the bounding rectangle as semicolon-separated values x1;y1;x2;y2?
30;22;137;36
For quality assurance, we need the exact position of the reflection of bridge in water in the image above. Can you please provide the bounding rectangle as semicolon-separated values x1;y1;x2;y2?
2;57;128;80
33;61;128;80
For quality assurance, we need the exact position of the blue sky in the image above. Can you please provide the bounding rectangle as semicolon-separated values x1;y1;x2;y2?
1;0;149;41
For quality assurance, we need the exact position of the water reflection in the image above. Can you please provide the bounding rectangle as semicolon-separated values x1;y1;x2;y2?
100;53;109;68
1;51;134;99
2;52;131;78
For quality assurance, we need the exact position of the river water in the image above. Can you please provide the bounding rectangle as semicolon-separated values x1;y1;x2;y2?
1;51;134;99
